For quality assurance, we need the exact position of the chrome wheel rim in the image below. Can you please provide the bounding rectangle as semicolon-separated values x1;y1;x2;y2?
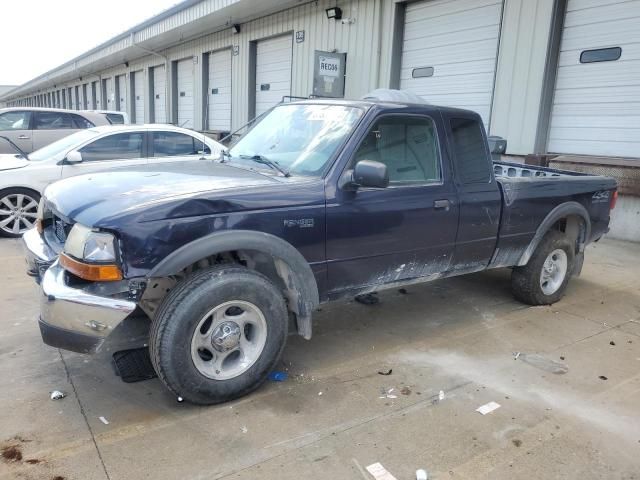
0;193;38;235
190;300;268;380
540;248;568;295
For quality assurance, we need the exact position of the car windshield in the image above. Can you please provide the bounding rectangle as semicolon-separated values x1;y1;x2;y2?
228;104;364;176
28;129;101;161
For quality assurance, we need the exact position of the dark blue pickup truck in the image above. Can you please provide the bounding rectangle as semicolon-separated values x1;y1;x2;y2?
24;92;617;404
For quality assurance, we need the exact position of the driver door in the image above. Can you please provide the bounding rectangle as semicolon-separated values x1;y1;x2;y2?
61;131;147;178
0;110;33;154
325;114;459;296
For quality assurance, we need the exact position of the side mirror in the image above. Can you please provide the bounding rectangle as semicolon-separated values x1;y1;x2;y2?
65;151;83;164
340;160;389;190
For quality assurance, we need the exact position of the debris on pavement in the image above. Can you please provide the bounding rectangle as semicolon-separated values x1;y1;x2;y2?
99;416;110;425
599;375;608;381
177;396;184;403
1;445;22;462
377;369;393;376
355;293;379;305
439;390;445;401
476;401;501;415
416;468;428;480
268;371;288;382
241;426;248;434
516;352;568;374
513;351;521;360
400;386;411;396
609;341;616;346
50;390;66;400
318;391;323;396
366;462;398;480
379;388;397;399
398;288;408;295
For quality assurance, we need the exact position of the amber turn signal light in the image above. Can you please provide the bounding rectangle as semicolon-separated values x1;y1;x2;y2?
59;253;123;282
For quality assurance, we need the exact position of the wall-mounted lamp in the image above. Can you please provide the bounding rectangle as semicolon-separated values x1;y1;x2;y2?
232;23;241;34
124;61;129;68
325;7;342;20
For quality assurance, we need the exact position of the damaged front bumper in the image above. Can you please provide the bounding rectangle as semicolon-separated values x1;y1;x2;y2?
23;228;136;354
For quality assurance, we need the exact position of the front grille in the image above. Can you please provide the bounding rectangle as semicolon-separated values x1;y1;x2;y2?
52;216;73;244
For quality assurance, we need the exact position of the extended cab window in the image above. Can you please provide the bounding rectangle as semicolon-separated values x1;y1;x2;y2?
34;111;74;130
449;117;490;184
79;132;144;161
353;115;441;185
152;131;210;156
0;111;31;131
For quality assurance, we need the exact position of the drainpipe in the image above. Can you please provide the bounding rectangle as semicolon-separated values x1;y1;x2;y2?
131;33;170;123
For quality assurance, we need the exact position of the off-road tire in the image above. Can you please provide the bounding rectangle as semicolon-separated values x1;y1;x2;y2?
149;265;288;405
511;230;575;306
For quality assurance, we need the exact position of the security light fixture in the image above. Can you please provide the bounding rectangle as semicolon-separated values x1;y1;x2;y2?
232;23;241;34
326;7;342;20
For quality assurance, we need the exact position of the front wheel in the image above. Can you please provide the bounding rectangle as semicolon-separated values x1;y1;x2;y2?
149;266;288;405
0;188;40;238
511;230;575;305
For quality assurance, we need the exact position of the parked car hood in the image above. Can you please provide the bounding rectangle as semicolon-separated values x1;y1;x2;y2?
0;155;29;171
44;160;286;226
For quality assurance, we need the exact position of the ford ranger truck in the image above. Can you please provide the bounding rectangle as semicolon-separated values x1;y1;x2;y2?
23;93;617;404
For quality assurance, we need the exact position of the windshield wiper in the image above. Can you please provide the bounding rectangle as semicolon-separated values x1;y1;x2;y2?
238;154;290;177
0;135;29;159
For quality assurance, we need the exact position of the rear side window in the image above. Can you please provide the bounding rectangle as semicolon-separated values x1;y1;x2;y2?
34;111;74;130
0;111;31;131
152;131;210;157
79;132;144;161
449;118;490;184
71;114;95;129
105;113;125;124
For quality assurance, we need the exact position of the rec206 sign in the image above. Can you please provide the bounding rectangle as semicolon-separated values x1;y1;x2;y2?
318;56;340;77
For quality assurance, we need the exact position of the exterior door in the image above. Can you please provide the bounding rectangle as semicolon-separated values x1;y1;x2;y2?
134;70;145;124
0;110;33;154
177;58;195;128
255;34;292;117
153;65;167;123
207;49;232;131
117;75;127;113
325;113;459;295
399;0;503;129
62;131;147;177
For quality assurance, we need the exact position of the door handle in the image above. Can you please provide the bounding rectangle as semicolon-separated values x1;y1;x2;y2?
433;199;450;211
18;135;30;140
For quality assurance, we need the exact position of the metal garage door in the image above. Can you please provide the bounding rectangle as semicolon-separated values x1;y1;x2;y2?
68;87;74;110
255;34;292;117
177;58;195;128
91;81;99;109
117;75;127;113
207;49;232;131
399;0;503;128
548;0;640;158
153;65;167;123
133;71;145;124
105;78;114;110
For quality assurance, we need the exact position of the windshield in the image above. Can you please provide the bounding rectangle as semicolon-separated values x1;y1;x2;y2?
29;129;101;161
228;104;364;176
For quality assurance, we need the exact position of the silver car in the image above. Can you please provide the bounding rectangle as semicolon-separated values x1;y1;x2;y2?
0;107;110;154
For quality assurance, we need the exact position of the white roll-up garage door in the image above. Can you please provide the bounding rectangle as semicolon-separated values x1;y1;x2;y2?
399;0;503;128
177;58;195;129
117;75;127;113
548;0;640;158
105;78;114;110
153;65;167;123
255;34;292;117
133;71;145;124
207;49;232;131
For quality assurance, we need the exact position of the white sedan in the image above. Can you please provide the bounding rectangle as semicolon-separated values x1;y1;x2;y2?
0;124;224;237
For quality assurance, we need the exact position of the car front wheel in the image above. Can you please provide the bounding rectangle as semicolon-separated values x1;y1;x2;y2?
149;265;288;405
0;188;40;238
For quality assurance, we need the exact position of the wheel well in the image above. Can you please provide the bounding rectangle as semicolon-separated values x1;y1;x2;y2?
549;214;586;251
0;186;41;198
141;249;310;337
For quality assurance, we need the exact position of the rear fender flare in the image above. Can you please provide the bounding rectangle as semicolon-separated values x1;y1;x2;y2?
517;201;591;267
148;230;319;339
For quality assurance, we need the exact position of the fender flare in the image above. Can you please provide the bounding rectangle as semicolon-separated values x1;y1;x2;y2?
517;201;591;267
148;230;319;339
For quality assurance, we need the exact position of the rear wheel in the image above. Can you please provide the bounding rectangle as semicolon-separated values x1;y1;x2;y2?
0;188;40;238
511;230;575;305
149;265;288;405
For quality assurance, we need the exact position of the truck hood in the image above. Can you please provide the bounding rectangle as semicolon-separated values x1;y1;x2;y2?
0;154;30;171
44;160;283;226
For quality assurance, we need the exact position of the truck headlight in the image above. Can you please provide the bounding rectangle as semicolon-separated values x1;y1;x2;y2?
61;223;122;281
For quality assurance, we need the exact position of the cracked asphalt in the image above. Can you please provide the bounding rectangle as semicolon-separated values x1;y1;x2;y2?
1;237;639;479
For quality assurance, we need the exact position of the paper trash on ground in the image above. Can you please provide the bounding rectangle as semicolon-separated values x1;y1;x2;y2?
366;462;398;480
476;401;501;415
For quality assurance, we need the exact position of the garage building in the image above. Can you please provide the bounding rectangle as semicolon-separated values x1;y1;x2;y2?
1;0;638;240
